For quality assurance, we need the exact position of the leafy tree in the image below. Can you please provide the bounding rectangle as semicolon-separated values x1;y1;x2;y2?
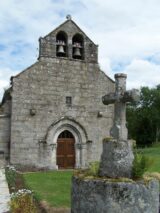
127;85;160;146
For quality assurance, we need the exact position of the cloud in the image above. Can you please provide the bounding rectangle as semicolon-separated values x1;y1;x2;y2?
101;58;160;89
0;68;19;98
0;80;9;99
0;0;160;100
125;59;160;89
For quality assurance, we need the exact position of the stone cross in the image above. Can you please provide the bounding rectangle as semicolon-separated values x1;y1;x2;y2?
99;73;139;178
102;73;139;141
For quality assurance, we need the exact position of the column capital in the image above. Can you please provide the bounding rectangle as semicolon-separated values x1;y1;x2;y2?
114;73;127;79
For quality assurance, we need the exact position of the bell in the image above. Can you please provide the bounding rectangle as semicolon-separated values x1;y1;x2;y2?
57;45;65;54
73;47;81;57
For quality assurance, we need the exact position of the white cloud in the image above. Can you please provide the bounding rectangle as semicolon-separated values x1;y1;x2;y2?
0;68;19;98
0;0;160;100
125;59;160;89
0;80;9;100
101;58;160;89
0;80;9;89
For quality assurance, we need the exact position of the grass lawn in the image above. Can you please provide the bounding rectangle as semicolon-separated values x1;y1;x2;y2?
23;171;73;208
137;144;160;172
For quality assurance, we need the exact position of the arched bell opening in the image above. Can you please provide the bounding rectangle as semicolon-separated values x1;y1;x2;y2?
56;31;68;57
72;34;84;60
56;130;75;169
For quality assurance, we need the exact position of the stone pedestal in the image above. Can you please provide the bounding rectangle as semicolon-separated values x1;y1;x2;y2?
99;139;134;178
71;177;159;213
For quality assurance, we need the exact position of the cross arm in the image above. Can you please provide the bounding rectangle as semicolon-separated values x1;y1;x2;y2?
122;89;140;103
102;93;116;105
102;89;139;105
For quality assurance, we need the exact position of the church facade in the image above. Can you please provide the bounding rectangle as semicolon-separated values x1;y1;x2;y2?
0;16;114;170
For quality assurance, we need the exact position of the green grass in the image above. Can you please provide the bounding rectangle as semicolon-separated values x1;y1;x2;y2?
137;143;160;172
23;171;73;208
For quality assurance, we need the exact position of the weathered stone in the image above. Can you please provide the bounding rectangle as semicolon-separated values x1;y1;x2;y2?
99;139;134;178
71;177;159;213
99;73;139;178
102;73;139;141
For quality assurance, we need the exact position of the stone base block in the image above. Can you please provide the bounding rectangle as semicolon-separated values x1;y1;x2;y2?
71;176;159;213
99;139;134;178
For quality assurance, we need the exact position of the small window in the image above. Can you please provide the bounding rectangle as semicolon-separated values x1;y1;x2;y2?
66;96;72;106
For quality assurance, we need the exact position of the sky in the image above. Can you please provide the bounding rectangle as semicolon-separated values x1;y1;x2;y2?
0;0;160;99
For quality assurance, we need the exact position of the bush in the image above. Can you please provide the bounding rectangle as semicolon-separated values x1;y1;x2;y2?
86;161;100;177
132;152;154;178
10;189;37;213
5;165;17;191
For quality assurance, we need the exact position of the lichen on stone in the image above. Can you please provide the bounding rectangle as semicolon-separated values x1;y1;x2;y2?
103;137;113;143
73;169;159;186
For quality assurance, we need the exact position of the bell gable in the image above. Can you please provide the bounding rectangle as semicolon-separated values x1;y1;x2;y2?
38;16;98;63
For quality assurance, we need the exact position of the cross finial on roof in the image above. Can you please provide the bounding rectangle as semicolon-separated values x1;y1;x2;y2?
66;14;72;20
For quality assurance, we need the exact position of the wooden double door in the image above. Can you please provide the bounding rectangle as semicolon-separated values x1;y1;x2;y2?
56;130;75;169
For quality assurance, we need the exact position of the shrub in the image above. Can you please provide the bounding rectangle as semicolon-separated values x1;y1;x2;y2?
86;161;100;177
132;152;154;178
5;165;17;191
10;189;37;213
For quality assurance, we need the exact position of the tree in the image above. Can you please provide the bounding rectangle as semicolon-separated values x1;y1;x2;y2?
127;85;160;147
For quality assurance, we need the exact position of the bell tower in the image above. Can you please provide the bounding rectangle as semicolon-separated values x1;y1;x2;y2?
38;15;98;63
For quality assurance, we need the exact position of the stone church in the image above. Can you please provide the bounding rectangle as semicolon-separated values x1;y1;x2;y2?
0;16;115;170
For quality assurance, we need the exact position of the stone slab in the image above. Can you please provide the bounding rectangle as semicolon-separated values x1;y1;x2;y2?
0;169;10;213
99;139;134;178
71;176;159;213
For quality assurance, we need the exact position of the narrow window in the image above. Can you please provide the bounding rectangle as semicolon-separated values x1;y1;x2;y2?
66;96;72;106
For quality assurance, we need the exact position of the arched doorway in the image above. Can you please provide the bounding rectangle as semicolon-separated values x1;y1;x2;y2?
46;117;88;169
56;130;75;169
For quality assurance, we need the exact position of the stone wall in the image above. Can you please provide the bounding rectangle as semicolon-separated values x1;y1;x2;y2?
10;57;114;168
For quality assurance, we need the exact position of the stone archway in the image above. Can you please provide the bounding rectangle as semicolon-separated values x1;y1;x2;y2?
46;117;88;169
